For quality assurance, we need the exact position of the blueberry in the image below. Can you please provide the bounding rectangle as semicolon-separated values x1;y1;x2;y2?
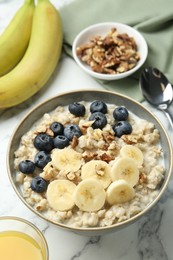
113;106;129;121
90;100;107;114
34;133;54;152
50;122;64;136
34;151;51;169
89;112;107;129
31;176;48;193
112;121;132;137
18;160;35;174
63;124;82;141
54;135;70;149
68;102;86;116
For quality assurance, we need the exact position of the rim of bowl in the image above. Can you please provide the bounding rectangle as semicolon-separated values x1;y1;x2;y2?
0;216;49;258
72;22;148;80
7;89;172;234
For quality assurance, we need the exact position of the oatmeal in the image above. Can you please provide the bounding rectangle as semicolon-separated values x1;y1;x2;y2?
14;100;165;228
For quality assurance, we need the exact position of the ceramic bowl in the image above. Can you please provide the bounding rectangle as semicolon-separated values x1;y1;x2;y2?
72;22;148;80
7;90;172;236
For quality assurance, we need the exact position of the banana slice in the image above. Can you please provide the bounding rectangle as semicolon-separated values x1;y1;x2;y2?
81;160;111;189
51;147;83;172
111;157;139;187
106;179;135;205
74;179;106;212
120;145;143;166
47;179;76;211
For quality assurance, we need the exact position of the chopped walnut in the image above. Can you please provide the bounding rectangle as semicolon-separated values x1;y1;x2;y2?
34;127;54;137
76;27;140;75
98;153;114;162
66;171;81;184
36;199;48;211
121;134;143;144
79;121;94;135
45;128;54;137
34;127;47;135
92;129;103;141
41;162;58;180
66;172;76;181
103;133;115;143
82;151;98;162
139;172;148;185
71;136;79;149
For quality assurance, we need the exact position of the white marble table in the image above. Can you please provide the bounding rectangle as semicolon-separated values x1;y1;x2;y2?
1;1;173;259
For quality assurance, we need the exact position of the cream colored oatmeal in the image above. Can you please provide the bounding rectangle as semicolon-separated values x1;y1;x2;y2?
14;101;165;228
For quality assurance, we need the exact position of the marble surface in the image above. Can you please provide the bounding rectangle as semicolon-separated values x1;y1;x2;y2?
1;1;173;260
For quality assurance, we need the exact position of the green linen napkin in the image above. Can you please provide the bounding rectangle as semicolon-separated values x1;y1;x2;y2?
59;0;173;101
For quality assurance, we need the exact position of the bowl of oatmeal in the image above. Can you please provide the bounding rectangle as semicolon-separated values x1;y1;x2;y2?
7;90;172;235
72;22;148;80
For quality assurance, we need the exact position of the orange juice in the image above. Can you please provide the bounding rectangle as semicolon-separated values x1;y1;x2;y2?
0;231;45;260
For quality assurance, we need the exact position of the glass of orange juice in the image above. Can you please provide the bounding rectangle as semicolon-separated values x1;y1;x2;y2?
0;216;49;260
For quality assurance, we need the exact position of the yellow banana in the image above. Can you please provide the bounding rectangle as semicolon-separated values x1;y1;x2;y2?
0;0;63;108
0;0;35;76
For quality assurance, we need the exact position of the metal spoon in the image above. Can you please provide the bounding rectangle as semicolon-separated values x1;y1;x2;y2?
140;67;173;128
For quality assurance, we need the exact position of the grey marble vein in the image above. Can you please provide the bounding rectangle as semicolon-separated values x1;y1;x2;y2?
70;236;101;260
161;178;173;201
138;205;168;260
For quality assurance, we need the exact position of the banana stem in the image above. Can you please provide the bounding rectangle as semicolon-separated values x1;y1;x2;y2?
25;0;35;5
37;0;49;3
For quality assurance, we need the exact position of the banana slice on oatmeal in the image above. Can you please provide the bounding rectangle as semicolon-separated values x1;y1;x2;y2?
81;160;111;189
111;157;139;187
51;147;84;172
106;179;135;205
120;145;144;166
47;179;76;211
73;179;106;212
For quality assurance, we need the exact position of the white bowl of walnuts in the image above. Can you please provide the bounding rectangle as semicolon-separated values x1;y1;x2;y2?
72;22;148;80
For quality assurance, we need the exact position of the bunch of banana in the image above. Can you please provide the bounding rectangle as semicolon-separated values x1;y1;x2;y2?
0;0;34;76
0;0;63;108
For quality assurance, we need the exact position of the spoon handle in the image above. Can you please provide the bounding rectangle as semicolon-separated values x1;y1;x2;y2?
162;109;173;129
